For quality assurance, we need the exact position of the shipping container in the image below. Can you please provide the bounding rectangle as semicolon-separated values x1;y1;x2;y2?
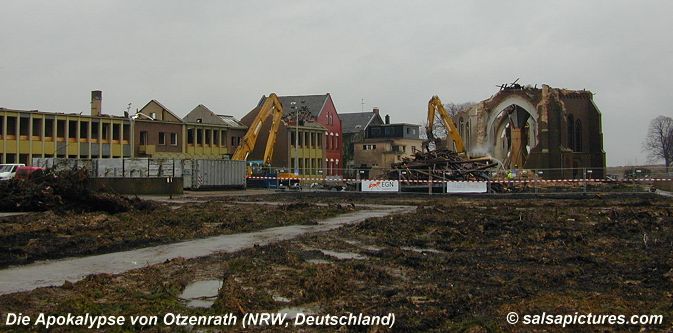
186;159;246;190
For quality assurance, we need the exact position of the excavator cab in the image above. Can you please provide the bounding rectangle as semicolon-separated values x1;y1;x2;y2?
231;93;285;188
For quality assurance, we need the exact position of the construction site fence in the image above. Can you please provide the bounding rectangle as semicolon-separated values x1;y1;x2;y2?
247;166;673;194
31;158;247;189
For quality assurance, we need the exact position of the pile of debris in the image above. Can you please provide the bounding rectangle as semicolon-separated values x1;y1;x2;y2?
387;149;497;182
0;168;156;213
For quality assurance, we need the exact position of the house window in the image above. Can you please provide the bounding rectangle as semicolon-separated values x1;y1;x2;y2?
68;120;77;139
139;131;148;145
91;122;98;140
101;122;109;141
6;117;17;136
187;128;194;145
213;130;219;146
32;118;42;138
159;132;166;145
112;123;120;140
79;122;88;139
45;119;54;138
170;133;178;145
20;118;29;136
205;129;211;145
123;124;130;141
56;120;65;138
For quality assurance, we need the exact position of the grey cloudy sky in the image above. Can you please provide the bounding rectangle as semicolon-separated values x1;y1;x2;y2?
1;1;671;166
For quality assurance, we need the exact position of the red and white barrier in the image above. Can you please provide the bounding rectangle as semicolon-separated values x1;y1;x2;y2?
245;176;672;183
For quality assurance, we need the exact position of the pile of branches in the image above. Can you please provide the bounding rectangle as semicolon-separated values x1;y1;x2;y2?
387;149;497;182
0;168;157;213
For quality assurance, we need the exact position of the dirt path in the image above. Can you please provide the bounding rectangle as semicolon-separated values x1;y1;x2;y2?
0;204;412;295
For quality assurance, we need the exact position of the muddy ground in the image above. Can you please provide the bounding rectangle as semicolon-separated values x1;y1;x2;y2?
0;201;355;268
1;194;672;332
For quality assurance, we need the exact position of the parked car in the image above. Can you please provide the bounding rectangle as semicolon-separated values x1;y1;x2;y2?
14;166;46;180
0;164;26;180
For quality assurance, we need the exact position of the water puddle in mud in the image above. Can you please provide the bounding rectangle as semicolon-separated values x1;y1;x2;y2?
179;280;222;308
306;259;332;264
319;249;367;260
273;295;291;303
0;205;414;295
401;246;444;254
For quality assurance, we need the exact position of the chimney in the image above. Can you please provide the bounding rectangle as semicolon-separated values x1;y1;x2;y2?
91;90;102;116
385;114;390;124
372;107;379;115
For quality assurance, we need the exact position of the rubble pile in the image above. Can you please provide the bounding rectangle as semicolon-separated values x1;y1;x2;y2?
387;149;497;182
0;168;155;213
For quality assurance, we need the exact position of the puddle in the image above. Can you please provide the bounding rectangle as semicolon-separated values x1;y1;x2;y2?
319;249;367;260
277;306;318;320
0;205;414;295
401;246;444;254
306;259;332;264
273;295;291;303
180;280;222;308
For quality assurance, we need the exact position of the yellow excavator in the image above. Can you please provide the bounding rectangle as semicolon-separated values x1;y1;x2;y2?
232;93;284;171
425;95;466;156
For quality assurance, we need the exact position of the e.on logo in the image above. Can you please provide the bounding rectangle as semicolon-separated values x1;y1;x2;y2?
362;180;399;192
368;181;383;189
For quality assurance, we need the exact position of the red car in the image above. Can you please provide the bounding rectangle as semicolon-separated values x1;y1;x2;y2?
14;166;46;180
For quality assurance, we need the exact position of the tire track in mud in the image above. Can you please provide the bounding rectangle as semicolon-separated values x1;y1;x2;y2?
0;204;413;295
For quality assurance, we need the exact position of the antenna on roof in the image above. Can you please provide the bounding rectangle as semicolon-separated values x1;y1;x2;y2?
361;98;364;112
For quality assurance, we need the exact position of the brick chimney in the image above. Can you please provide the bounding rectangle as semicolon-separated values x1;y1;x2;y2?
372;107;379;115
91;90;102;116
385;114;390;124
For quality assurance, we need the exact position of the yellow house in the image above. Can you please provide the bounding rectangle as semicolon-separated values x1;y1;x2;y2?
1;107;131;164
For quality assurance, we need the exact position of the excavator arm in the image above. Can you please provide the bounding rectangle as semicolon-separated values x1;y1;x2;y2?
426;95;466;154
232;93;284;165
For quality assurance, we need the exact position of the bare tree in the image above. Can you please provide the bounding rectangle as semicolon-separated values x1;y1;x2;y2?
421;102;475;150
644;116;673;172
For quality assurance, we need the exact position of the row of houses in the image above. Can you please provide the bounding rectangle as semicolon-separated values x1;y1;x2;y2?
0;91;248;165
0;91;424;176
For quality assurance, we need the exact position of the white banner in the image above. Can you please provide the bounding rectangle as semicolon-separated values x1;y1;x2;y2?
361;180;399;192
446;181;488;193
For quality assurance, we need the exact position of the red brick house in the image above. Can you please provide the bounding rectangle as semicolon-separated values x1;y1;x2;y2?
241;93;343;176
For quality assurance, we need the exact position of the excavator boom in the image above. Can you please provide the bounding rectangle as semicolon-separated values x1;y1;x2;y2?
232;93;284;165
426;95;466;155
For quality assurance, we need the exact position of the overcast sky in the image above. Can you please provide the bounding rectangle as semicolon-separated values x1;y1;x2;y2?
1;1;671;166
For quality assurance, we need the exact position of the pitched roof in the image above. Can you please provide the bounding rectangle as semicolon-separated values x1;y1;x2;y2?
217;115;247;129
138;100;183;122
183;104;247;129
257;94;329;118
340;112;383;134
